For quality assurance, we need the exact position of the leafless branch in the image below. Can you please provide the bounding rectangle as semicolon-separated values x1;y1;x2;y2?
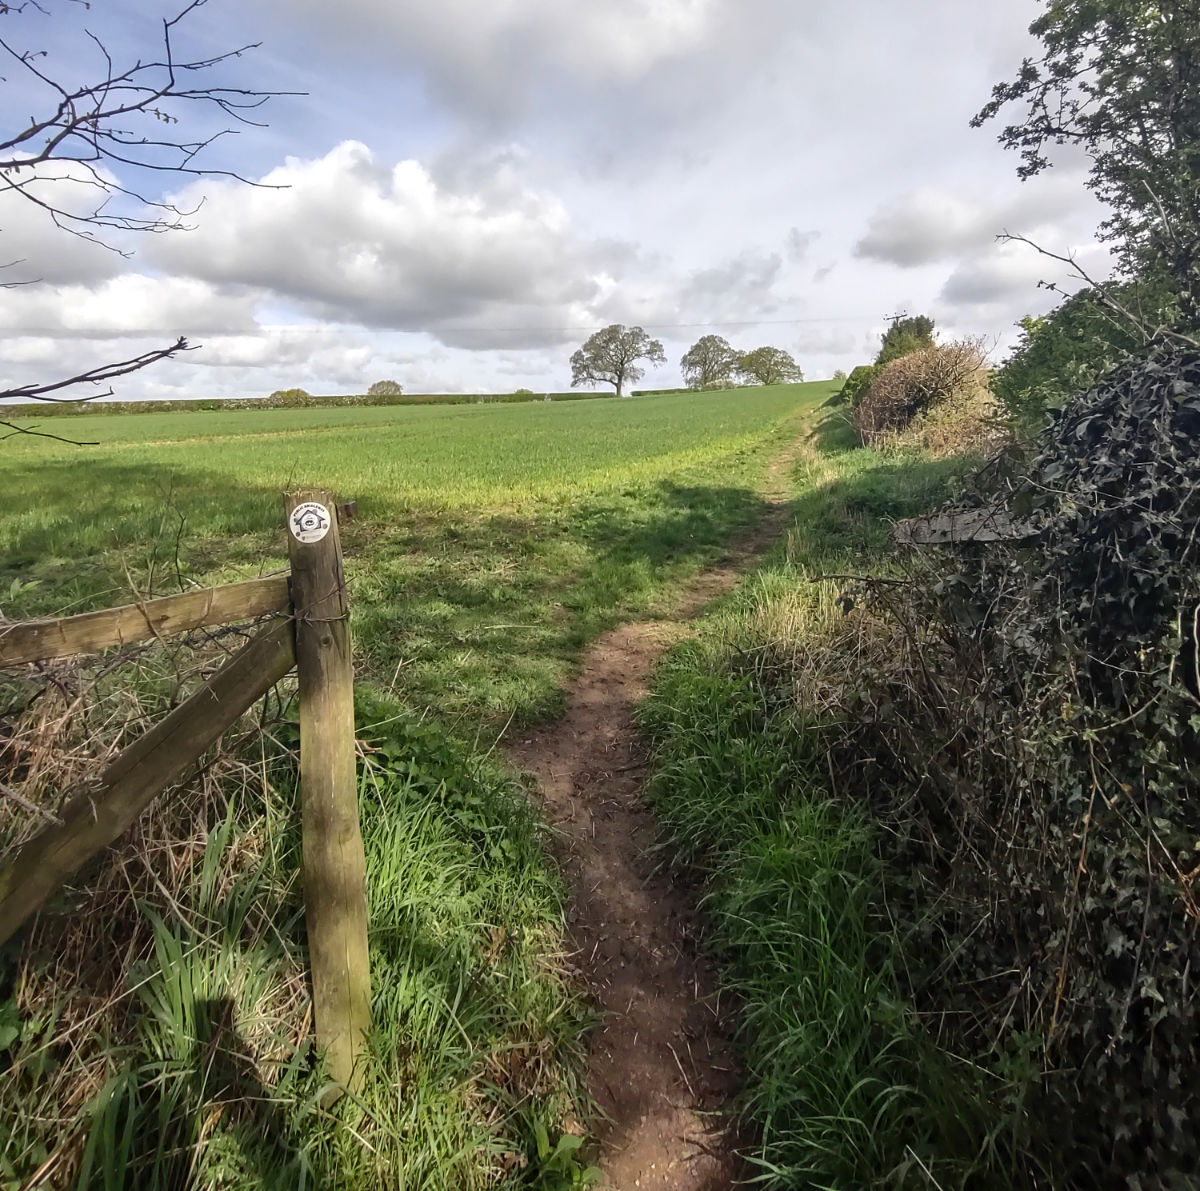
0;418;98;445
0;0;301;239
998;230;1200;349
0;3;295;413
1;337;195;406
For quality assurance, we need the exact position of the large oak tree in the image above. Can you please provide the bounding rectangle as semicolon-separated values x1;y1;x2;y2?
680;334;740;389
569;324;665;397
735;345;803;386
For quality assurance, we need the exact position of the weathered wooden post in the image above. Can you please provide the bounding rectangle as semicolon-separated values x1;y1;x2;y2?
284;488;370;1094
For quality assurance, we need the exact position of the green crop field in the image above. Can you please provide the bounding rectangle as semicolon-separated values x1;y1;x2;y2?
2;382;834;726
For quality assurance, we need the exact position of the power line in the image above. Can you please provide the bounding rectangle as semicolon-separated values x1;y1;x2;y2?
429;314;884;336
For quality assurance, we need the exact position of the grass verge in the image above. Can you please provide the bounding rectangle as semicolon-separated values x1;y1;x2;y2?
638;411;1015;1188
1;688;586;1190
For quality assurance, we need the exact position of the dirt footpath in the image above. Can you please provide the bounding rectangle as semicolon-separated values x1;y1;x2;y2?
506;429;807;1190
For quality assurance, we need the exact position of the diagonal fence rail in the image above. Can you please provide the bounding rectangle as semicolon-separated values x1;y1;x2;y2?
0;487;370;1095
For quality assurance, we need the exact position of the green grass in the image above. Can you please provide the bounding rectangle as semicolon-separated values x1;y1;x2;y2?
0;382;831;1191
638;410;1006;1188
1;382;833;729
2;709;584;1191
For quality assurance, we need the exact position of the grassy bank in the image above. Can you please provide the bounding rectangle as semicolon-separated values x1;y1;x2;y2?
1;699;582;1190
638;412;1015;1188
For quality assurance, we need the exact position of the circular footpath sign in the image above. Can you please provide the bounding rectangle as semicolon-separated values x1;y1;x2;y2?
289;501;333;545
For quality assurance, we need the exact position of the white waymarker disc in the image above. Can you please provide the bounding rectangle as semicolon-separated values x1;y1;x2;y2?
289;501;332;544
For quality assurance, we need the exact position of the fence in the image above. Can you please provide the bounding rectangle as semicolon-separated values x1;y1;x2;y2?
0;488;370;1094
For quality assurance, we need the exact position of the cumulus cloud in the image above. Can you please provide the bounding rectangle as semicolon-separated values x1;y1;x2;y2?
261;0;721;119
855;188;992;267
680;250;784;314
0;160;131;285
0;275;259;338
854;176;1095;268
151;141;622;349
939;250;1048;307
937;238;1114;320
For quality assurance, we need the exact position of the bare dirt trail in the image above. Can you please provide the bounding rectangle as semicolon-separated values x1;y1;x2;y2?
506;426;811;1191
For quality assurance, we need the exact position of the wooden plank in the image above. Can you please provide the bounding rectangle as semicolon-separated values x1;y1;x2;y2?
894;506;1039;545
0;576;291;667
285;489;370;1096
0;619;296;948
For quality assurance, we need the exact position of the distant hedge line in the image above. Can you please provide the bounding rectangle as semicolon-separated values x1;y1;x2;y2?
0;389;613;418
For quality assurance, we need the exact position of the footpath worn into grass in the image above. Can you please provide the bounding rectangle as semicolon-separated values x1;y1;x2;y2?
506;430;813;1190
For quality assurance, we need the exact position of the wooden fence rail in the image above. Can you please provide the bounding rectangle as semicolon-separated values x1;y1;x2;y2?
0;489;369;1095
0;576;291;666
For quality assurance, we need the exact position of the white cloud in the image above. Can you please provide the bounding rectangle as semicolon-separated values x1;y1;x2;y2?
938;239;1114;315
679;251;785;316
854;176;1098;268
260;0;719;117
0;0;1117;400
0;275;258;337
855;188;995;267
0;160;130;285
151;141;619;348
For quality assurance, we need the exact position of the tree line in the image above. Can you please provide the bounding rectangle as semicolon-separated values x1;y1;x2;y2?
569;325;803;396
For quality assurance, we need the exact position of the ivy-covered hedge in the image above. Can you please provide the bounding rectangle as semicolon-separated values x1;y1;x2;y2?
842;349;1200;1187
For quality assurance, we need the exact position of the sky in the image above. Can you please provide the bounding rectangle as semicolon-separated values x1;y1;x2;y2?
0;0;1114;402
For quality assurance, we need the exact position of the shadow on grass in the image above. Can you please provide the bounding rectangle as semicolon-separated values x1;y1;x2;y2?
90;996;327;1191
808;407;861;456
351;478;771;729
782;410;978;567
0;428;965;730
1;454;777;729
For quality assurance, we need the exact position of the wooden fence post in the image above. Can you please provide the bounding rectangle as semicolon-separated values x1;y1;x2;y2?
285;489;371;1095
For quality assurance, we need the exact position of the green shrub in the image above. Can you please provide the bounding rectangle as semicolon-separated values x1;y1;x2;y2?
990;280;1184;431
266;388;313;407
366;379;403;397
875;315;936;365
844;349;1200;1187
840;364;880;409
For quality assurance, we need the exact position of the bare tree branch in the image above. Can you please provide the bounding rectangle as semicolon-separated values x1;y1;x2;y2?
998;229;1200;349
0;0;299;238
0;337;196;403
0;418;99;445
0;2;297;417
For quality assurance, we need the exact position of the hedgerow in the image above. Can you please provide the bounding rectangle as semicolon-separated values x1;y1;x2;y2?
853;339;990;449
837;349;1200;1187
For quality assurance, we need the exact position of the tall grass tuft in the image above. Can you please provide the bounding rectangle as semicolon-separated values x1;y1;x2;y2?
637;424;1028;1189
0;638;585;1189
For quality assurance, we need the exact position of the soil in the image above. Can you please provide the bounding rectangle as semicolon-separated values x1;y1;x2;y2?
506;428;808;1190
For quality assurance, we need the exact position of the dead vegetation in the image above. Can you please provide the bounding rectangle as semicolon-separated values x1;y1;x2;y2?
854;338;1001;454
814;349;1200;1187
